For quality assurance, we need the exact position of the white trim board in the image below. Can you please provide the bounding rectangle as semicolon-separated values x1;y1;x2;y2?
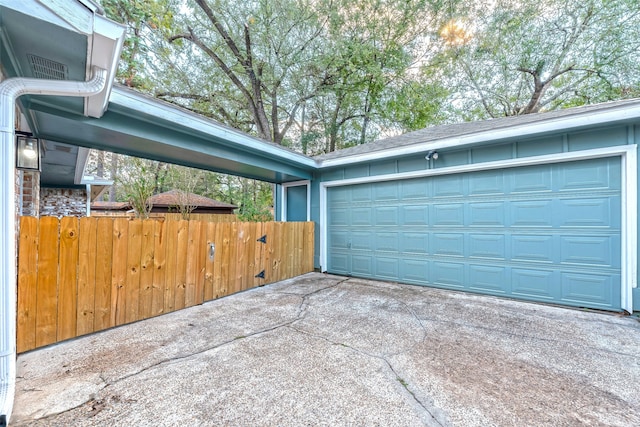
319;145;637;312
280;180;311;221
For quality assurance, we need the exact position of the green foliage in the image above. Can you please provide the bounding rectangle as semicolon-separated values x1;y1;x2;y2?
434;0;640;119
116;157;158;218
102;0;175;89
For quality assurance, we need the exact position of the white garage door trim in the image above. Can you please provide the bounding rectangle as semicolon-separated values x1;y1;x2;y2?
319;145;637;312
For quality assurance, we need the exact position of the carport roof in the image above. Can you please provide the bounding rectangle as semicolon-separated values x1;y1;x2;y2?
31;84;316;184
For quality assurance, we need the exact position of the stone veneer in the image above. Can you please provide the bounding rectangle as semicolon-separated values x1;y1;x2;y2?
40;188;87;217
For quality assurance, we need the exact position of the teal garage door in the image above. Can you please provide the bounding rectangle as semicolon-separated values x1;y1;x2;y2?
327;158;622;311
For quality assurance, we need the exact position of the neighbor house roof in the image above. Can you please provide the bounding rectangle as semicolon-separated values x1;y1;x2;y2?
91;201;130;211
148;190;237;209
91;192;237;211
314;98;640;168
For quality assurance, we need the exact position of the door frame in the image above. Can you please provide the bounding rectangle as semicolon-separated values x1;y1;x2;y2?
319;145;637;312
280;180;311;221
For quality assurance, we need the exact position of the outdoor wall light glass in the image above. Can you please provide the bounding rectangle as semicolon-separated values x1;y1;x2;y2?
425;150;439;161
16;133;41;170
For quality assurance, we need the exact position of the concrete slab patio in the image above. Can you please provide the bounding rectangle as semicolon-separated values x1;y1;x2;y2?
10;273;640;426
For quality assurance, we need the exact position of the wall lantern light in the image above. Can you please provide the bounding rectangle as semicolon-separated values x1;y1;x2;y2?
15;133;41;171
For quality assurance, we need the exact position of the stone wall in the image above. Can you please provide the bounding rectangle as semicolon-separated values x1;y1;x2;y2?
40;188;87;217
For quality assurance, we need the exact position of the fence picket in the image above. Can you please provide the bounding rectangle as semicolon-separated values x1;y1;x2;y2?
152;220;167;316
212;223;224;299
185;220;201;308
111;218;129;326
76;217;96;337
253;222;264;288
35;217;59;348
125;220;143;323
138;220;156;319
17;216;38;353
94;218;113;331
163;220;179;313
203;222;215;301
173;220;189;310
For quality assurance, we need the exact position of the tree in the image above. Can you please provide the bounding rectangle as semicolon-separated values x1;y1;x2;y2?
116;157;161;218
152;0;445;152
166;165;205;219
102;0;174;89
433;0;640;119
164;0;332;143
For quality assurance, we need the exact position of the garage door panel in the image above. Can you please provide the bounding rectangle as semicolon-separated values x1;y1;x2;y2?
375;206;399;225
433;203;464;226
558;198;618;228
432;262;465;288
328;187;350;204
326;157;622;311
556;163;612;191
401;205;429;225
560;236;618;267
328;208;349;226
351;207;372;225
469;265;508;293
469;234;506;260
512;268;556;299
329;231;349;249
351;231;373;250
401;232;429;254
469;170;504;195
400;179;429;199
329;253;350;274
400;259;428;282
375;232;399;252
511;235;555;263
510;168;553;193
352;255;373;276
432;175;464;197
433;233;464;257
374;257;398;279
469;202;505;226
510;200;554;227
352;185;372;202
561;272;618;308
374;181;399;201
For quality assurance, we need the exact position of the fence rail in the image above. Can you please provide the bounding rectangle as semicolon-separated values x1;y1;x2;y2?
17;217;314;353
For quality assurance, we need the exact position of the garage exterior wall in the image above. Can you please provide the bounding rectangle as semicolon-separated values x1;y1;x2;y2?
310;123;640;310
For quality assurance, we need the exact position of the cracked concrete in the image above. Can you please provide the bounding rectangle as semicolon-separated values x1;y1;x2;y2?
11;273;640;426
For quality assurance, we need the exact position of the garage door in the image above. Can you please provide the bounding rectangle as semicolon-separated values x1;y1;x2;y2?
327;157;622;311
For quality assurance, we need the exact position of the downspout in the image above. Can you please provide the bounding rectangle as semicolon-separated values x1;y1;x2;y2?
0;66;107;425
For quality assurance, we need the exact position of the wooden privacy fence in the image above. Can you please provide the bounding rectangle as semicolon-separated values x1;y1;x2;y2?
17;216;314;353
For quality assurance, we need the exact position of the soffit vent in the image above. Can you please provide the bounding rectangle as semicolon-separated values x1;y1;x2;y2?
26;54;68;80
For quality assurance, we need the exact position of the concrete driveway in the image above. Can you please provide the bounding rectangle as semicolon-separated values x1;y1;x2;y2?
11;273;640;426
